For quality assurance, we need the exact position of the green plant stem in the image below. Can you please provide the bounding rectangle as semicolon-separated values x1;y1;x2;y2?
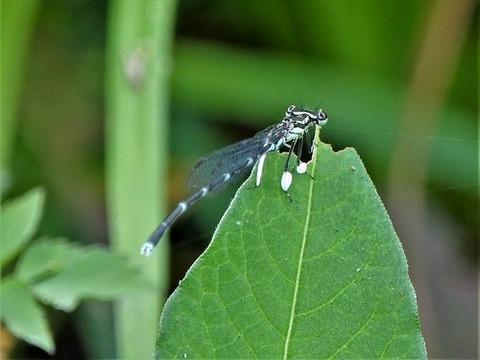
0;0;40;183
105;0;176;357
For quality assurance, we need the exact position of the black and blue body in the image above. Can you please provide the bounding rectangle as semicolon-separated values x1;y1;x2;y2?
141;105;328;256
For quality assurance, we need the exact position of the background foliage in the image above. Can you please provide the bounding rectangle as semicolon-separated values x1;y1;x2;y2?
1;0;477;358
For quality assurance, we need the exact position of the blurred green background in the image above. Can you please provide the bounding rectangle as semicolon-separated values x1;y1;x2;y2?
1;0;477;358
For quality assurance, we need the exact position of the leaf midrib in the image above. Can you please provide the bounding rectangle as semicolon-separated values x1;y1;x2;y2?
282;129;320;359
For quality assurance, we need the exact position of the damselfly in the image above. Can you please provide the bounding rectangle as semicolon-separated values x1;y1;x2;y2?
141;105;328;256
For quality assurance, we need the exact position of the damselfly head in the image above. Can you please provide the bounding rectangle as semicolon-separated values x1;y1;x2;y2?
285;105;328;127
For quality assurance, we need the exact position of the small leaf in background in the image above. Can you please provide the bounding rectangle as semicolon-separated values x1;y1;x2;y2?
0;277;54;354
155;141;426;359
31;247;153;311
0;187;45;265
15;237;79;282
0;189;156;355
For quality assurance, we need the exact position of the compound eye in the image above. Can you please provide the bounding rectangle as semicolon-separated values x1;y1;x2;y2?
317;109;328;126
286;105;296;116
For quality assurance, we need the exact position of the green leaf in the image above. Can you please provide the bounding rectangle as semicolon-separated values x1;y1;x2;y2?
15;236;88;284
1;187;45;266
154;139;426;358
31;247;152;311
14;237;82;282
0;277;54;354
